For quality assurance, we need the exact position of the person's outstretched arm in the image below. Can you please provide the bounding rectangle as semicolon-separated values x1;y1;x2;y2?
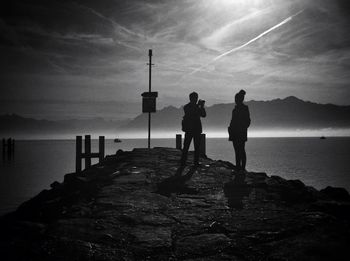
199;105;206;118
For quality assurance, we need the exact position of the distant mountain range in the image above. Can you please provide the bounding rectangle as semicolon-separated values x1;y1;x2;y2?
0;114;126;137
1;96;350;137
124;96;350;132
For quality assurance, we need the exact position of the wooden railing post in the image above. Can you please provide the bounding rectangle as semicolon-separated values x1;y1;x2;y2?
200;133;206;157
75;135;105;172
11;139;15;155
176;134;182;150
7;138;12;159
99;136;105;163
2;138;5;157
85;135;91;169
76;136;82;173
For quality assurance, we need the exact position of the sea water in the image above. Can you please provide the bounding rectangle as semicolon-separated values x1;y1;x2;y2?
1;137;349;215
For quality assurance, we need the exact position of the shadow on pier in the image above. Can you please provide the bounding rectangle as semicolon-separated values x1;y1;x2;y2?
223;173;251;209
156;166;198;196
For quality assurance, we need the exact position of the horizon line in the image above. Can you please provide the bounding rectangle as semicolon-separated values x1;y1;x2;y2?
1;95;350;107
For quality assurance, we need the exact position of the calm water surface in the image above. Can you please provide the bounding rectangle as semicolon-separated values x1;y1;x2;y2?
1;138;349;214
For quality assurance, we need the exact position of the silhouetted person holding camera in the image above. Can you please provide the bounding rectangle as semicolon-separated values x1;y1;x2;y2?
180;92;206;167
228;90;250;173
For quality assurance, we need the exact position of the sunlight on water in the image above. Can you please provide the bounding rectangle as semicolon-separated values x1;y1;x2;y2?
114;129;350;139
7;128;350;140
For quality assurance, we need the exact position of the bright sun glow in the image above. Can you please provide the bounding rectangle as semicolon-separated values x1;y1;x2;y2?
215;0;235;5
213;0;264;7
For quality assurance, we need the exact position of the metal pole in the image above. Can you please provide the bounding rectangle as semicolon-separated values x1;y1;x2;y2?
148;49;152;149
149;49;152;92
148;113;151;149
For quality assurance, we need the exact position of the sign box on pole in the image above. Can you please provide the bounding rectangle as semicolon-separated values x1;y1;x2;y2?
141;92;158;113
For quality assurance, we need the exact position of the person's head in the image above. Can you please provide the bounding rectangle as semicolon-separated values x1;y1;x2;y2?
235;90;246;105
189;92;198;104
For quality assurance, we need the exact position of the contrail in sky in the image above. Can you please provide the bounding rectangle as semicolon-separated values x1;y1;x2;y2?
183;9;304;78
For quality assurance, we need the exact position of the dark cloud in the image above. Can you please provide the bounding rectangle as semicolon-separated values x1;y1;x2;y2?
336;0;350;14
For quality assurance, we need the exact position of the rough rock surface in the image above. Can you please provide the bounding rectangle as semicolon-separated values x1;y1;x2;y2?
0;147;349;260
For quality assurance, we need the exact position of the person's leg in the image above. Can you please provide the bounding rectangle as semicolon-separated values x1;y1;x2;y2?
241;141;247;171
181;133;192;166
193;133;201;165
233;141;241;171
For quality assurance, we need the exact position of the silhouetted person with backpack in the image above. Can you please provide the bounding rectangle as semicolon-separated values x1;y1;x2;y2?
228;90;250;173
180;92;206;167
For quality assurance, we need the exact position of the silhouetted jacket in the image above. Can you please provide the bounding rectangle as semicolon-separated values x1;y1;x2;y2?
182;103;206;134
229;104;250;141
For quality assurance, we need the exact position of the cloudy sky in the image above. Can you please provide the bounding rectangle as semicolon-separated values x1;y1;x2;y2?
1;0;349;120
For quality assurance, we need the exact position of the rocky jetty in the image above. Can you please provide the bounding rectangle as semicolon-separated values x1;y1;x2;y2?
1;147;350;260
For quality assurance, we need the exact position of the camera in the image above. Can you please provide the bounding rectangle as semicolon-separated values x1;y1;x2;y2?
198;99;205;106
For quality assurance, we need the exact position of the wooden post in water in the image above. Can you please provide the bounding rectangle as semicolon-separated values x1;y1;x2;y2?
176;134;182;150
76;136;82;173
7;138;12;160
200;133;206;157
84;135;91;169
2;137;15;160
12;139;15;155
99;136;105;162
2;138;5;159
